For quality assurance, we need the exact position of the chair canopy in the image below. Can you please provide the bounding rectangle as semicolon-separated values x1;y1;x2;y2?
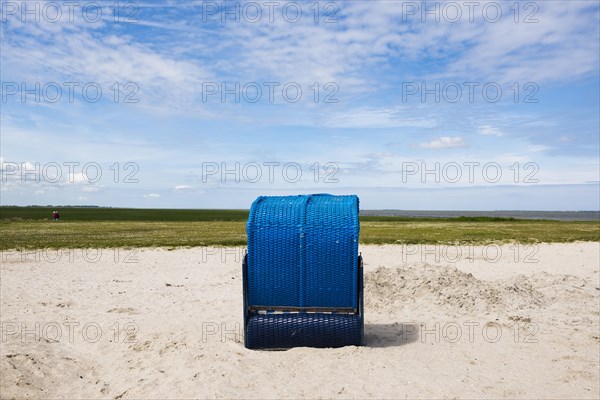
246;194;360;309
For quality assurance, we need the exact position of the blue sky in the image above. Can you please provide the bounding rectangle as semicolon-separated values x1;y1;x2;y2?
1;0;599;210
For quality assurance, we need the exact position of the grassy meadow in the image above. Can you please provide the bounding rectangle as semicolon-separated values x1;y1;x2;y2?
1;207;598;250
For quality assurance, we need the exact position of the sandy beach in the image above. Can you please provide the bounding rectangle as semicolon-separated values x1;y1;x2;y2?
1;243;598;399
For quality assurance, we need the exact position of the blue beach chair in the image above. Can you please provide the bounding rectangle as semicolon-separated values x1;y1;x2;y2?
243;194;364;349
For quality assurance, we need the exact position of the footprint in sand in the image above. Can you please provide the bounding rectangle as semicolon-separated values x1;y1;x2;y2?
107;307;138;315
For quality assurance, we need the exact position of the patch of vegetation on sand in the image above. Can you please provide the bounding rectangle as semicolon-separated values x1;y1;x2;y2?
1;208;598;249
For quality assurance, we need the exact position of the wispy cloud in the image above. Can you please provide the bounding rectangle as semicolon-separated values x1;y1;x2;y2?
419;136;467;149
322;107;437;129
478;125;504;137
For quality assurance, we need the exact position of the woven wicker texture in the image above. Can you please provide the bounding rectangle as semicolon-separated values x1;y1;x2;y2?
245;312;363;349
246;194;360;308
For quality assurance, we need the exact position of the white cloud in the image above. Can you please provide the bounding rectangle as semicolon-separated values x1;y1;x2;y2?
1;19;212;110
224;1;599;90
68;172;89;184
478;125;504;137
439;2;599;83
419;136;467;149
493;153;531;164
323;107;437;129
144;193;160;198
174;185;192;190
2;1;596;115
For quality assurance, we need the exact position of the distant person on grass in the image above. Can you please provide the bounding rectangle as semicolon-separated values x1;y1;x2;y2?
52;211;57;221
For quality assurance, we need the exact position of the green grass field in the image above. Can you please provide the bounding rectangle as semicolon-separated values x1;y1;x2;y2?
1;207;598;250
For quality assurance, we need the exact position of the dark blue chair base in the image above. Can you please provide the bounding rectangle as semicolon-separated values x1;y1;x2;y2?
245;312;363;349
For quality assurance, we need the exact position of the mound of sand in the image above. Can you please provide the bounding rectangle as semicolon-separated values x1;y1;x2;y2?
365;264;545;314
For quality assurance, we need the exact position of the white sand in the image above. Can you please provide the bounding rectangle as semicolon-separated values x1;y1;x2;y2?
1;243;599;399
